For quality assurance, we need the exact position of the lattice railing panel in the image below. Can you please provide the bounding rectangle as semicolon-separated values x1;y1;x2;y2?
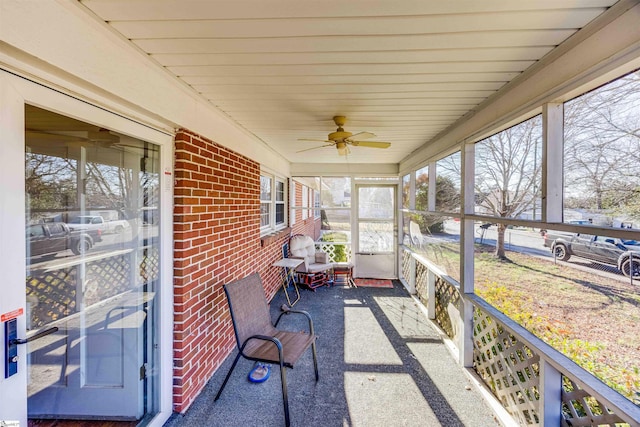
434;276;460;340
473;307;541;426
414;260;429;307
139;246;160;284
26;247;159;329
561;378;627;426
316;242;352;263
401;250;412;284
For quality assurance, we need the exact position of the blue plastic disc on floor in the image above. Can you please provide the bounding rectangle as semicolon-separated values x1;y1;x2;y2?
248;362;271;383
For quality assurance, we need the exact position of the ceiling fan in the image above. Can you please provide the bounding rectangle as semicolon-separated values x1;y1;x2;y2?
298;116;391;156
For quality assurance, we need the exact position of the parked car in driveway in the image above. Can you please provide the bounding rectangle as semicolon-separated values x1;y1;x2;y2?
547;233;640;278
68;215;130;234
27;222;100;257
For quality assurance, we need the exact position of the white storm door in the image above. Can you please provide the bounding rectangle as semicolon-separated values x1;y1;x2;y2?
23;106;162;420
354;185;397;279
0;72;29;426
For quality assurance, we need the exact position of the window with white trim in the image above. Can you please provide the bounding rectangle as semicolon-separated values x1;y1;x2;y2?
314;189;321;219
260;175;271;229
275;179;285;226
260;172;287;233
302;186;308;220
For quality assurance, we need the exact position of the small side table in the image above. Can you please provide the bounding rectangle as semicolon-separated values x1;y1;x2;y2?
273;258;303;306
332;262;356;287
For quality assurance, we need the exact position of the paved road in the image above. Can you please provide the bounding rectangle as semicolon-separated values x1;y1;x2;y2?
474;225;550;257
472;224;635;284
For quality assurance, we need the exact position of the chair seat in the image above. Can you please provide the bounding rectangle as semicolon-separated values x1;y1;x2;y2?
307;262;332;274
244;330;317;367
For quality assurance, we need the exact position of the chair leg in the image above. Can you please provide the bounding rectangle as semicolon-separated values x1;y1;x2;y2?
279;361;290;427
311;340;319;381
214;351;242;401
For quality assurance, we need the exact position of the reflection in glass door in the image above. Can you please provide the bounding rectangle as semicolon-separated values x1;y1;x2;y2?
24;105;160;421
355;185;396;279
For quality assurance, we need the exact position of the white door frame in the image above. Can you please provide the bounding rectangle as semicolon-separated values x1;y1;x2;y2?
0;70;29;426
353;183;397;279
0;70;175;427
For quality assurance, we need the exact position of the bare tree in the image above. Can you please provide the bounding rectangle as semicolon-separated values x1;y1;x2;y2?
25;153;77;213
475;116;542;259
564;71;640;218
436;151;461;213
27;147;159;222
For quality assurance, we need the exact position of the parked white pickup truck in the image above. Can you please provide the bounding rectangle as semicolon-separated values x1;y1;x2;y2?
68;215;130;234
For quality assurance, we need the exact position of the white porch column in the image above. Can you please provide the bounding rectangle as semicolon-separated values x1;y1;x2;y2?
459;141;475;367
542;102;564;223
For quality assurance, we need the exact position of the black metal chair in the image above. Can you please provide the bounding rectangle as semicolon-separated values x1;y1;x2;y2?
214;273;319;426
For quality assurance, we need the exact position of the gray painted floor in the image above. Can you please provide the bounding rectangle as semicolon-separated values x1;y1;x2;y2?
164;280;502;427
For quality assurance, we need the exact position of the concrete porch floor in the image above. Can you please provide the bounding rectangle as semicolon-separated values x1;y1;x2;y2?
163;280;503;427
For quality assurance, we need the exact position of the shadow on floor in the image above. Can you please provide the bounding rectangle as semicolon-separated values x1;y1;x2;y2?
164;281;501;427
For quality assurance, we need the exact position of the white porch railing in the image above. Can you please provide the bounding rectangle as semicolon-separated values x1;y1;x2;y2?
315;241;352;263
400;246;640;427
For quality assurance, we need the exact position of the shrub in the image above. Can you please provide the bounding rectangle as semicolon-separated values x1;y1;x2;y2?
321;232;347;262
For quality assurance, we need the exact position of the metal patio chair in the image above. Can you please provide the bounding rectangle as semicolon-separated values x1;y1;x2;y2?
214;272;319;427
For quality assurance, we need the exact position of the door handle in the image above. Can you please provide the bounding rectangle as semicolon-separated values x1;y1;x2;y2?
5;320;58;378
10;326;59;345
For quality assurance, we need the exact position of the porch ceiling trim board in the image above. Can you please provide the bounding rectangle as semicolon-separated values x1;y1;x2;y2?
289;163;398;177
399;0;640;171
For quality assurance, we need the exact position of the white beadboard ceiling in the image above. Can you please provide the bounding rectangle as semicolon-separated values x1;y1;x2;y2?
79;0;617;165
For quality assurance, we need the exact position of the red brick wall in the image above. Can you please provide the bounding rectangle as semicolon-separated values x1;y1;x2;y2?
172;129;288;413
291;180;321;239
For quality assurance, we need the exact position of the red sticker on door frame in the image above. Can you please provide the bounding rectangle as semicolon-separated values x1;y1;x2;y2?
1;308;24;322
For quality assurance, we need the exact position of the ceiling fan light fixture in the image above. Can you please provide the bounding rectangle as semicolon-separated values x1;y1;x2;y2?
336;142;348;156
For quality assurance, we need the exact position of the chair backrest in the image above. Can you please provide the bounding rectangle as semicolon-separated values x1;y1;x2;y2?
289;235;316;265
223;273;274;347
409;221;423;246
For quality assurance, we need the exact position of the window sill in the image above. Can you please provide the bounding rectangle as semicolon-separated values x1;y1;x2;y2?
260;227;291;247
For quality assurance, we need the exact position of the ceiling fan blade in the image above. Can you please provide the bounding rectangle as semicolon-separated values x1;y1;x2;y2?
297;138;332;143
296;144;334;153
348;131;375;140
350;141;391;149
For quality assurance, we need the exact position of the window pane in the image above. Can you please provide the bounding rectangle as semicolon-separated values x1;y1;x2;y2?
260;203;270;227
359;222;394;252
276;179;285;202
475;115;542;220
402;174;410;209
321;177;351;208
358;187;394;219
321;209;351;241
302;186;308;220
436;152;461;213
415;165;429;211
314;190;321;218
402;213;460;278
260;176;271;201
564;70;640;229
275;204;284;224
